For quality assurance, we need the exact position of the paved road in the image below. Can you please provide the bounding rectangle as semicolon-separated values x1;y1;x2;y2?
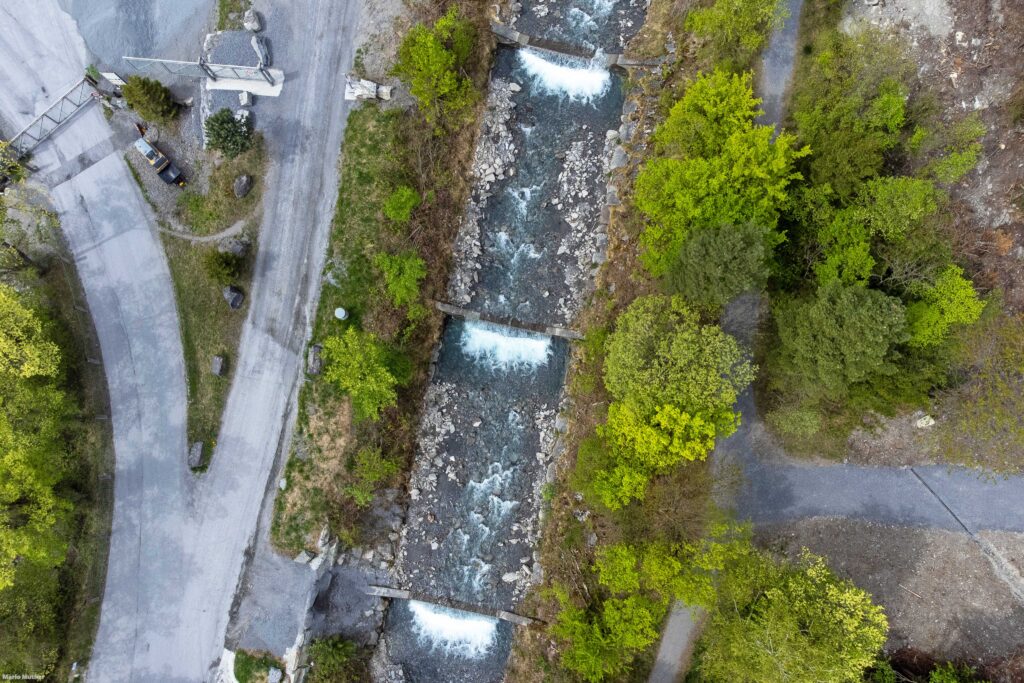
0;3;191;681
83;0;362;678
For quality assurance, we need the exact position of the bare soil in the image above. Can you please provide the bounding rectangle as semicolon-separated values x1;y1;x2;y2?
757;517;1024;682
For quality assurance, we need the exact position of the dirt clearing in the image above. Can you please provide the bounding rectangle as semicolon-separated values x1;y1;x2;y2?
757;517;1024;681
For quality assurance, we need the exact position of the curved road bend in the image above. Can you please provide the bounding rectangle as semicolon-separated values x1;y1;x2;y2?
86;0;363;678
0;2;190;680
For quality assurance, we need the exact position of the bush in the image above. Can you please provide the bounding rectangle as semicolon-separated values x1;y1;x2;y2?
392;6;478;131
233;651;280;683
204;108;253;158
906;265;984;348
122;76;178;124
929;662;989;683
321;328;399;421
202;249;245;285
373;250;426;308
382;185;421;223
342;447;399;506
307;637;363;683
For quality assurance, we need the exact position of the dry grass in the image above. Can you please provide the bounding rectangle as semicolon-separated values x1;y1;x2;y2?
161;230;255;468
176;139;265;236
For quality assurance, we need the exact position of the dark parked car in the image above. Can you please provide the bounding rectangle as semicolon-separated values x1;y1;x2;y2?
132;137;185;186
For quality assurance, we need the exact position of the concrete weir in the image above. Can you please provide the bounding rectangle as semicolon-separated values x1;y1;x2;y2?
365;586;541;626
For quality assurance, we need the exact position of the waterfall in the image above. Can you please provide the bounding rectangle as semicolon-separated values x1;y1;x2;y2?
517;48;610;102
409;600;500;658
460;321;552;371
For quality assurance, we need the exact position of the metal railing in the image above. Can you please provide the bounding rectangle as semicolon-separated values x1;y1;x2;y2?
8;78;97;157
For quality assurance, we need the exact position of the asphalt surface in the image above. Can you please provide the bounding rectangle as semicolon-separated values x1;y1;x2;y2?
3;0;360;678
57;0;213;67
0;3;190;682
87;0;362;677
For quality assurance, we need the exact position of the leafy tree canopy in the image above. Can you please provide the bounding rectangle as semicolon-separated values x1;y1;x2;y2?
322;328;398;421
392;6;478;131
637;70;806;275
666;222;770;312
907;265;984;348
685;0;787;70
698;548;888;683
774;282;908;401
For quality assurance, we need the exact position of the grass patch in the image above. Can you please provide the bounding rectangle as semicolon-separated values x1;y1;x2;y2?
177;139;265;236
271;1;495;555
217;0;249;30
161;231;254;468
234;649;281;683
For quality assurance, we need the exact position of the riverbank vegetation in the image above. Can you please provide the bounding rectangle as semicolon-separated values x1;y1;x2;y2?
0;183;113;678
272;3;495;555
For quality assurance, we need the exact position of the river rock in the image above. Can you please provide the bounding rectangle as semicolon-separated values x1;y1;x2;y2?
501;572;519;583
233;174;254;198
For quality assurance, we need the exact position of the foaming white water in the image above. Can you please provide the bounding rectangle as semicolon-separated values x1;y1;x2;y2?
409;600;499;658
517;49;610;102
461;321;552;370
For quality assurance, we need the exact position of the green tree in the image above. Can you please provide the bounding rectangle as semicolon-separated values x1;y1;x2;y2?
790;30;913;197
636;70;806;275
392;6;478;131
321;328;398;421
604;295;754;430
586;296;753;508
685;0;787;69
0;285;72;593
855;176;941;241
666;222;770;312
0;285;60;379
774;282;908;401
907;265;984;348
373;250;427;308
204;108;253;158
382;186;421;223
122;76;179;124
697;548;888;682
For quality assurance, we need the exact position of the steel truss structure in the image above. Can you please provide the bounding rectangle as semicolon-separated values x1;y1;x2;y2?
8;77;97;157
123;56;274;85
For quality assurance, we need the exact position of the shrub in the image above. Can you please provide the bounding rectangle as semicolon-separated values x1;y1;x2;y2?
204;108;253;158
307;637;363;683
202;249;245;285
342;447;399;506
906;265;984;348
122;76;178;124
321;328;398;421
382;186;421;223
373;250;426;309
392;6;478;131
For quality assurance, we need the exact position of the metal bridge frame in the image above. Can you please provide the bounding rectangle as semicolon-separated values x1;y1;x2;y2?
8;78;97;158
123;56;274;86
